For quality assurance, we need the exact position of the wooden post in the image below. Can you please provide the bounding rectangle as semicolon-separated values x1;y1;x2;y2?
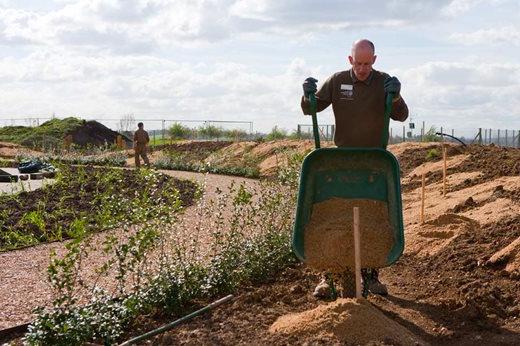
497;129;501;145
63;134;73;151
353;207;362;299
478;128;482;145
505;129;508;147
443;144;447;196
402;125;406;142
421;172;426;224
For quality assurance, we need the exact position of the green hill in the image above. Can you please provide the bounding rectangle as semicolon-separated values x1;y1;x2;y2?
0;117;85;147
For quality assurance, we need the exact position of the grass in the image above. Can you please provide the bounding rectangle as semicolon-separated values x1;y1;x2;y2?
0;118;85;148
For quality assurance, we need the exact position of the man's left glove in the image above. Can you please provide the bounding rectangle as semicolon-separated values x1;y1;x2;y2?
384;76;401;99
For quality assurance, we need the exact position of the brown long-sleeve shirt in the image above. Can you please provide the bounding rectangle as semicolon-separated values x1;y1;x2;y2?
301;69;408;148
133;128;150;146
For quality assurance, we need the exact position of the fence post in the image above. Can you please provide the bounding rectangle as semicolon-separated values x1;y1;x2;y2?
505;129;508;147
297;125;301;139
421;121;425;142
518;130;520;148
497;129;500;146
478;128;482;145
162;120;166;143
390;128;393;144
402;125;405;142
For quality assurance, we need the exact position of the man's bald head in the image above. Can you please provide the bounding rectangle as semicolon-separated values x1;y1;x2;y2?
348;39;377;81
351;39;375;56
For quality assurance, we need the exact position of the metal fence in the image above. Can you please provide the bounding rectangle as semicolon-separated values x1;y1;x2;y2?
0;117;256;144
297;122;520;148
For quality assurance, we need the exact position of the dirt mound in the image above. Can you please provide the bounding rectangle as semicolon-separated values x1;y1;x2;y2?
270;298;425;345
403;214;520;322
400;144;520;193
69;121;131;147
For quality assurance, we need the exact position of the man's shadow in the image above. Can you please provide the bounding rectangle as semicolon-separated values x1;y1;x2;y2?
372;294;520;345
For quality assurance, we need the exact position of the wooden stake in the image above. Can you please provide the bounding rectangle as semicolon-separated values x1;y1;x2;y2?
353;207;362;299
421;172;426;224
443;144;447;196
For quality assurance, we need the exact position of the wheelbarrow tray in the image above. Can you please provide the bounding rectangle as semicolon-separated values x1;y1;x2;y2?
292;147;404;267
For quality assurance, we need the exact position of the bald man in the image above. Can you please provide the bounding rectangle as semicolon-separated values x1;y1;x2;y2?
301;39;409;298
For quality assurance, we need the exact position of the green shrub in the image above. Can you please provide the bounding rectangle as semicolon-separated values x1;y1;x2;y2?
25;164;300;345
168;123;192;141
265;126;288;141
425;148;440;160
198;125;224;139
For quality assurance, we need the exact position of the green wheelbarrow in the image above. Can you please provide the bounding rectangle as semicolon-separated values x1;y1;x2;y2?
292;92;404;268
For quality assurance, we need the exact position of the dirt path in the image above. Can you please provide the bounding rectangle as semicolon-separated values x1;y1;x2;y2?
0;170;258;330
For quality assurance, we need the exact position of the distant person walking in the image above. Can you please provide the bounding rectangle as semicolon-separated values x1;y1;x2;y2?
133;122;150;168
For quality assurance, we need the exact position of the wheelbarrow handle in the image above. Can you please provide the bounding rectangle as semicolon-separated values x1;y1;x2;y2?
309;93;320;149
381;92;396;149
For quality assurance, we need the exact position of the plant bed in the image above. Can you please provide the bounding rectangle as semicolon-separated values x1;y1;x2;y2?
0;166;198;252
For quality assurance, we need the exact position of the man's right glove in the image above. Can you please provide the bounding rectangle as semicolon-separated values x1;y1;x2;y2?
302;77;318;98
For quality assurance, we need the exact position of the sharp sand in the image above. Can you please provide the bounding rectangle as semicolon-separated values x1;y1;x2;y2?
269;298;426;345
304;198;394;272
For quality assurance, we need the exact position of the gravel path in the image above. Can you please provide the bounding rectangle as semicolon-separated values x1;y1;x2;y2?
0;170;258;330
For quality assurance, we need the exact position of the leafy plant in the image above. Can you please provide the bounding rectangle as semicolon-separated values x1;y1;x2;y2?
422;126;441;142
265;126;288;141
425;148;440;161
25;161;300;345
198;125;224;139
168;123;192;141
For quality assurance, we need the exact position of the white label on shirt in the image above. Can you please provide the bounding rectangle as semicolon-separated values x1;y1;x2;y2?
340;84;353;90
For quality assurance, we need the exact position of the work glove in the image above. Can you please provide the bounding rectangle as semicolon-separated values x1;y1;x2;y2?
384;76;401;99
302;77;318;98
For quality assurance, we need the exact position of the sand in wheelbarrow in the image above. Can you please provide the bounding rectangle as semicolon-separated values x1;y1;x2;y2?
304;198;394;272
270;298;425;345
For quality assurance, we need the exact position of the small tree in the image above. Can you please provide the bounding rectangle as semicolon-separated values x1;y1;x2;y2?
118;114;136;133
265;126;288;141
423;126;441;142
168;123;191;141
225;129;248;141
198;124;224;139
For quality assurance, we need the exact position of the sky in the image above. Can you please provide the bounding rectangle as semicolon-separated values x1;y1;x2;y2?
0;0;519;137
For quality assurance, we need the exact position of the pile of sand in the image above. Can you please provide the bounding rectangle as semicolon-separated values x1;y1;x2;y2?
270;298;425;345
304;198;394;272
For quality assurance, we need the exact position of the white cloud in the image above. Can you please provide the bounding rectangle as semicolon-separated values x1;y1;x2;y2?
0;47;318;131
449;26;520;46
399;61;520;131
0;0;474;52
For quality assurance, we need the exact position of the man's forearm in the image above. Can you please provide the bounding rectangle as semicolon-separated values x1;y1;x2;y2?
301;96;330;115
390;97;409;122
